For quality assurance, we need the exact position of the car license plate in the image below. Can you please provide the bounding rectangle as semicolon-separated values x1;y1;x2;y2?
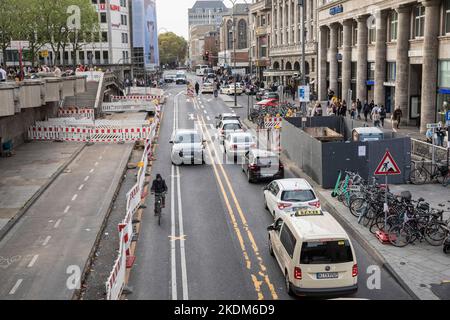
316;272;338;279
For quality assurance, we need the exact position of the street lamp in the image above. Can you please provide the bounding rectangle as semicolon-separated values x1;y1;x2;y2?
298;0;307;115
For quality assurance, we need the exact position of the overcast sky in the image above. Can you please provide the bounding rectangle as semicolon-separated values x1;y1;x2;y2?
156;0;246;40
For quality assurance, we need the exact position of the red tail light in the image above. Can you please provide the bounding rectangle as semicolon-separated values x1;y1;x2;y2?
277;202;292;210
352;264;358;277
233;144;237;150
249;164;259;171
294;267;302;280
308;200;321;208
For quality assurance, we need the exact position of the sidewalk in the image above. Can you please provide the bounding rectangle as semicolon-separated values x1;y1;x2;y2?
0;141;85;238
243;118;450;300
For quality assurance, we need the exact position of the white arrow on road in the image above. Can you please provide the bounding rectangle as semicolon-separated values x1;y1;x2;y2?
188;113;195;120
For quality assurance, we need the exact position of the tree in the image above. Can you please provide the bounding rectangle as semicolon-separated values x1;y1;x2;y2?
0;0;19;64
158;32;187;68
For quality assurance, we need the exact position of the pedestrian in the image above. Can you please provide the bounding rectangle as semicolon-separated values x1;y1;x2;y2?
326;103;334;116
340;100;347;117
392;107;403;129
363;101;370;122
426;128;434;144
356;99;362;119
0;64;6;82
291;85;296;101
195;81;200;96
373;110;381;127
314;103;323;117
436;125;447;147
350;102;356;120
379;105;387;127
369;100;375;120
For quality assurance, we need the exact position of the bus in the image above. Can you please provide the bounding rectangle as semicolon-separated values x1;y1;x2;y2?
196;65;208;76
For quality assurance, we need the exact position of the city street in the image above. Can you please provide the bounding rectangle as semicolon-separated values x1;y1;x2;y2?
127;74;412;300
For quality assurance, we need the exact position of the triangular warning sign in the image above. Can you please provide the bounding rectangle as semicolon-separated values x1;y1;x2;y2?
374;151;401;175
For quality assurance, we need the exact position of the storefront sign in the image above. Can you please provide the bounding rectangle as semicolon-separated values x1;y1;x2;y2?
330;5;344;16
366;80;375;86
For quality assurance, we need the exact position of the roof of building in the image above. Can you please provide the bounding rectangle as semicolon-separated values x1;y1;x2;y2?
190;0;227;11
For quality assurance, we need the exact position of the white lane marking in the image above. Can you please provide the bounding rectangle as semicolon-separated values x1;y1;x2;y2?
27;255;39;268
206;116;211;121
64;206;70;214
78;184;84;191
94;162;99;166
54;219;62;229
71;194;78;201
9;279;23;295
200;105;204;109
89;169;95;173
170;165;177;300
42;236;51;246
84;176;90;182
203;110;207;115
176;166;189;300
99;156;103;160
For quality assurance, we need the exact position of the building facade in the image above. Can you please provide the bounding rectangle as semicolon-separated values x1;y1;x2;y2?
189;24;218;68
218;4;251;71
317;0;450;132
267;0;318;91
188;0;228;28
250;0;273;80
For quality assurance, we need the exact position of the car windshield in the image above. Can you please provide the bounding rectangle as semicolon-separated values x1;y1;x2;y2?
300;240;354;265
175;133;201;144
223;116;239;121
281;190;315;202
223;123;241;131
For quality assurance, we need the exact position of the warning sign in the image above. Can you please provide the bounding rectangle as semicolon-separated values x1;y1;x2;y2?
374;151;401;176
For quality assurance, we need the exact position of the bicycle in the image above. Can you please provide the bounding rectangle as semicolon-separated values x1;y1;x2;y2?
409;158;449;186
153;192;166;225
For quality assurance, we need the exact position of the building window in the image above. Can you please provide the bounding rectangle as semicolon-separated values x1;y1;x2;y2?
445;0;450;34
367;62;375;80
311;58;315;72
122;33;128;44
121;15;127;26
439;60;450;87
352;22;358;46
238;19;247;49
101;31;108;43
103;51;109;64
351;62;357;80
100;12;107;23
389;10;398;41
414;6;425;38
227;20;233;50
386;62;396;82
120;0;126;7
368;18;376;43
95;51;101;62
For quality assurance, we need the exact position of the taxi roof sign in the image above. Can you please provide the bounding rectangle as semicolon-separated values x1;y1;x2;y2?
374;150;401;176
292;207;324;217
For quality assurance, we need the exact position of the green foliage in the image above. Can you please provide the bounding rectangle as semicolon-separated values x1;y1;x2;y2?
158;32;187;67
0;0;99;66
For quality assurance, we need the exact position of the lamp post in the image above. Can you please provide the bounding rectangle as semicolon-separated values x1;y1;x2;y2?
228;0;238;107
299;0;306;115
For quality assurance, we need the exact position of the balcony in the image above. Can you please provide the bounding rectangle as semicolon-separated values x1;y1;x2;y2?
270;42;317;57
250;0;272;13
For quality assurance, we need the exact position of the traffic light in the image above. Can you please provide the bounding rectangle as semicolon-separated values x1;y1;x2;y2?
204;51;210;61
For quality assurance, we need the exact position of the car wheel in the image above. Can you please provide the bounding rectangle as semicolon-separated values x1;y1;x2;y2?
268;236;274;257
285;270;294;296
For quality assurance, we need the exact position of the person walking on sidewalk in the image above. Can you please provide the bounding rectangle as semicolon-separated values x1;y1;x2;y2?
392;107;403;129
373;110;381;128
195;81;200;96
436;125;447;147
356;99;362;120
379;105;387;127
363;101;370;122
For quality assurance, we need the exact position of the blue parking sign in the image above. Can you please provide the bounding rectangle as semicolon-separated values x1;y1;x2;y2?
446;110;450;122
298;86;310;102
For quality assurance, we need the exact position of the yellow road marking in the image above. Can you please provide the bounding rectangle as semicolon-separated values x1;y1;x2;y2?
195;98;278;300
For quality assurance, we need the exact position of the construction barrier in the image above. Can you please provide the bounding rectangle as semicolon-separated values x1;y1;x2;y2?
58;107;95;120
105;229;126;300
102;101;156;113
264;117;283;129
111;95;162;102
256;128;282;154
105;109;161;300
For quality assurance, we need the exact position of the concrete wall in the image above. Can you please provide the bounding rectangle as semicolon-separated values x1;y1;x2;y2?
0;85;15;117
0;102;58;148
18;81;44;109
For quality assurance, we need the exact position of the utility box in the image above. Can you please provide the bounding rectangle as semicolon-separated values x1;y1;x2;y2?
352;127;384;142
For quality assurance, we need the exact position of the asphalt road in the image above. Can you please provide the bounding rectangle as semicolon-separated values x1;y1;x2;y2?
0;142;134;300
127;73;412;300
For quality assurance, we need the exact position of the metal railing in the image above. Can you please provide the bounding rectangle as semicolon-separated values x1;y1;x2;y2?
411;138;449;164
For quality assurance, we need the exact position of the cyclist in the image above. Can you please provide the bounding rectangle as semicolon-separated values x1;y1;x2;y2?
151;174;168;209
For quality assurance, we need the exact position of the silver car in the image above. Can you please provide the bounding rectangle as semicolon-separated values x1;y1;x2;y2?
170;129;206;165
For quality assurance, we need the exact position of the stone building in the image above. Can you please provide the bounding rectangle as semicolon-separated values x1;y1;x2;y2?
219;4;251;72
317;0;450;132
189;25;218;68
266;0;318;90
250;0;273;80
188;0;228;28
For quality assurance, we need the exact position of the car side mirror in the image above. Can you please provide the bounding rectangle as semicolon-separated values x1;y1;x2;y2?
169;141;174;144
267;225;276;231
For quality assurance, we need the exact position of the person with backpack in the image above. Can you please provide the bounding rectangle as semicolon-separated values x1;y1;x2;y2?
356;99;362;120
392;107;403;129
363;101;370;122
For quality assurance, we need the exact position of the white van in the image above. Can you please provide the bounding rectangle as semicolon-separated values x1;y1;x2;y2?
267;206;358;297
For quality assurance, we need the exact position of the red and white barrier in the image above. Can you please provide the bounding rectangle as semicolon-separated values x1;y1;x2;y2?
105;229;126;300
111;95;161;101
264;117;283;129
58;107;95;120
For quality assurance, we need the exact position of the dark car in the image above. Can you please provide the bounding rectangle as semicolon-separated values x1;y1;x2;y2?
241;149;284;183
176;75;187;84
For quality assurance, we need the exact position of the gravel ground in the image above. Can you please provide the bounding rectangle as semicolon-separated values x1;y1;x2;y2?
80;145;144;300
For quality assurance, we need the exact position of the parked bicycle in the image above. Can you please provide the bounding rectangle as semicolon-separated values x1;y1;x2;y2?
409;158;450;186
